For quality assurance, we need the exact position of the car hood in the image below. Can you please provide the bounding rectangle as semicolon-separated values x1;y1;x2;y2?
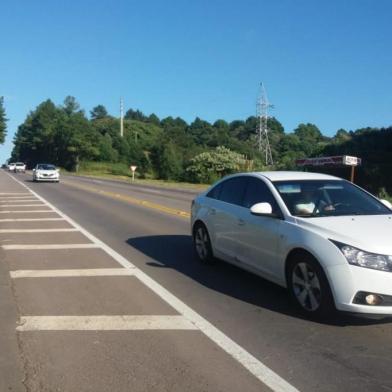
298;215;392;255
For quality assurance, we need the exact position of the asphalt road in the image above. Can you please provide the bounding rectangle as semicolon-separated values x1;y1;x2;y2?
1;170;392;392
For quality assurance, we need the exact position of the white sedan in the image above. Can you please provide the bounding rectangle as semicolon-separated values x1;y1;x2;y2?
33;163;60;182
191;171;392;317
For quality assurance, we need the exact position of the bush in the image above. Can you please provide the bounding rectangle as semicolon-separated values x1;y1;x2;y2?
186;146;246;183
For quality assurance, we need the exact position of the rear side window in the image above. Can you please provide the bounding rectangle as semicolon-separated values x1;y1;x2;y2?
242;177;279;212
207;183;223;199
218;177;247;206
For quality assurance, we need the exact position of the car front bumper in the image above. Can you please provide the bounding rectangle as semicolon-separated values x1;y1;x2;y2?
35;176;59;182
327;263;392;314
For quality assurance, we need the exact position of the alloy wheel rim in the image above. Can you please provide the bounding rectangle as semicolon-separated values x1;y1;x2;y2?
292;262;321;311
195;227;209;260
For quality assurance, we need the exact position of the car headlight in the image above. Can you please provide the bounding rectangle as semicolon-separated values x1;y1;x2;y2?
332;241;392;272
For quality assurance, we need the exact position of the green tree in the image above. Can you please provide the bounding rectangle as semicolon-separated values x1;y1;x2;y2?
0;97;7;144
63;96;81;115
125;108;147;122
188;117;214;145
11;99;60;165
147;113;160;125
90;105;109;120
151;142;183;180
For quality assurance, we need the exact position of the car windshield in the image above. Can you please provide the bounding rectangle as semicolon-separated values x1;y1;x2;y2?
16;163;24;166
37;164;56;170
273;180;391;217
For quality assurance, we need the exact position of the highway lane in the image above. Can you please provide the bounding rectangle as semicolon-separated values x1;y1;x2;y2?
0;171;270;392
5;171;392;391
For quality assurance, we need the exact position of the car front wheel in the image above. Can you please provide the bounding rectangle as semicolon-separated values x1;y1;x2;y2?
193;223;214;264
287;253;335;318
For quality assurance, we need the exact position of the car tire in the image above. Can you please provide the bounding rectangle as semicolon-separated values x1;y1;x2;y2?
193;223;214;264
286;252;335;319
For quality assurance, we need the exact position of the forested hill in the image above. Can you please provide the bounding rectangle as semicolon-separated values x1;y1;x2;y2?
11;96;392;194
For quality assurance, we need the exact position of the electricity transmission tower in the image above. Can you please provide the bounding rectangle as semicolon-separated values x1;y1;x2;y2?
256;83;274;166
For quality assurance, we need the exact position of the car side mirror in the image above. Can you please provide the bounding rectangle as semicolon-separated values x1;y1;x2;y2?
380;199;392;210
32;168;36;172
250;202;273;216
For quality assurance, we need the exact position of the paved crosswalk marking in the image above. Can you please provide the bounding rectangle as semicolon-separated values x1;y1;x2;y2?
2;244;99;250
16;315;198;331
0;210;53;214
0;204;45;207
0;228;78;233
0;218;65;222
0;192;31;195
0;198;40;201
10;268;135;278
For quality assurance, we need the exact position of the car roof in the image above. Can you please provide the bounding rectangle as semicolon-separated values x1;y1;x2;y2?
241;171;341;182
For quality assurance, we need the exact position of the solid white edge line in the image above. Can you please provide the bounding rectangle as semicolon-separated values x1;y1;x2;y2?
10;268;135;278
16;315;198;331
0;228;78;233
2;244;100;250
6;172;299;392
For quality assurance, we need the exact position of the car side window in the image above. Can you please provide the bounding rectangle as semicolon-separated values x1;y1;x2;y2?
206;183;223;199
242;177;279;212
218;177;247;206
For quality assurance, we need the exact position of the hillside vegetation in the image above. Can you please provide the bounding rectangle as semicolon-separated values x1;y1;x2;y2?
11;96;392;194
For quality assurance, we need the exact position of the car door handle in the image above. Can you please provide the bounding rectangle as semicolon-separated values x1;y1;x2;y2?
210;208;216;215
237;219;246;226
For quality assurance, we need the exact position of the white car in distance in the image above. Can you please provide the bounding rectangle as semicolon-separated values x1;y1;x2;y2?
191;171;392;318
8;162;16;171
14;162;26;173
33;163;60;183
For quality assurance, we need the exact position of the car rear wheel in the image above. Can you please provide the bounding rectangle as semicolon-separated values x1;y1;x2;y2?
193;223;214;264
287;253;335;318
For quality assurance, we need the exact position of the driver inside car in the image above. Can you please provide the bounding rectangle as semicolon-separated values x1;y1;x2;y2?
294;187;335;215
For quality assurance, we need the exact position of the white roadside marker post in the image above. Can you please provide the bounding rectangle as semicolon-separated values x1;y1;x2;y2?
130;165;137;181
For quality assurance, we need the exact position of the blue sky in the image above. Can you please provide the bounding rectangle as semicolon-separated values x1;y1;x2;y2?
1;0;391;162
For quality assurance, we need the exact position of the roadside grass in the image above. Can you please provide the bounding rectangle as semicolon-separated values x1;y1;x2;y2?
65;161;209;192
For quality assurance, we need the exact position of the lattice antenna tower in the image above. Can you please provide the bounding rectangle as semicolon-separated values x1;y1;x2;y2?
256;83;274;166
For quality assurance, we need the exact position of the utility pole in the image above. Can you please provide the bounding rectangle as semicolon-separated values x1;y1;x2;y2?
120;97;124;137
256;83;274;166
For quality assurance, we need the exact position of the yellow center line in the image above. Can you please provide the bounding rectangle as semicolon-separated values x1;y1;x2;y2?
61;180;191;219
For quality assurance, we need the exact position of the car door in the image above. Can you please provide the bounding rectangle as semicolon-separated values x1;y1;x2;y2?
208;176;247;261
235;177;283;280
